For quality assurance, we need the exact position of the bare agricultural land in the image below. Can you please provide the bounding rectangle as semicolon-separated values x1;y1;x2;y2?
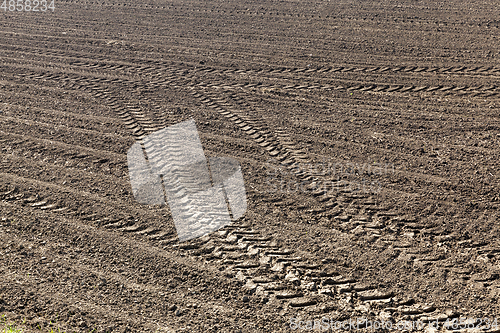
1;0;500;332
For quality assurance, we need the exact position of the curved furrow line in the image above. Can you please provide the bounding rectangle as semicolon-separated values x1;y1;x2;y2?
261;64;500;77
0;114;132;154
216;74;500;99
11;66;282;178
0;173;174;239
0;130;127;174
125;67;327;197
0;181;458;321
0;99;124;125
4;55;488;322
214;85;485;239
0;201;259;332
190;85;399;202
188;88;324;187
188;76;491;277
16;61;459;240
12;64;430;314
7;44;500;103
3;22;494;76
139;64;500;100
179;88;444;267
126;64;429;235
0;42;177;75
167;221;467;323
17;71;153;140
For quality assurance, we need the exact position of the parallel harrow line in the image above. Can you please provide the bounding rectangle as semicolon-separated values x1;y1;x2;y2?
5;64;431;316
1;180;452;321
10;59;499;322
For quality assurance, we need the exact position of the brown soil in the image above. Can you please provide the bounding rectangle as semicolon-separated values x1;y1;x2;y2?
1;0;500;332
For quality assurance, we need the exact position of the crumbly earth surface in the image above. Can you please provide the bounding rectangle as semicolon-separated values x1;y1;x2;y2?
1;0;500;332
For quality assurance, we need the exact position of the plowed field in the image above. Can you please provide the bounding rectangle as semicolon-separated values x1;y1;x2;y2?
1;0;500;332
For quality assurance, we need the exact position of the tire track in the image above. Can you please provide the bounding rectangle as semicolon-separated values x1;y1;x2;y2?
3;66;443;319
2;1;500;330
8;64;467;237
6;58;497;325
2;181;462;324
0;200;259;332
4;43;500;101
